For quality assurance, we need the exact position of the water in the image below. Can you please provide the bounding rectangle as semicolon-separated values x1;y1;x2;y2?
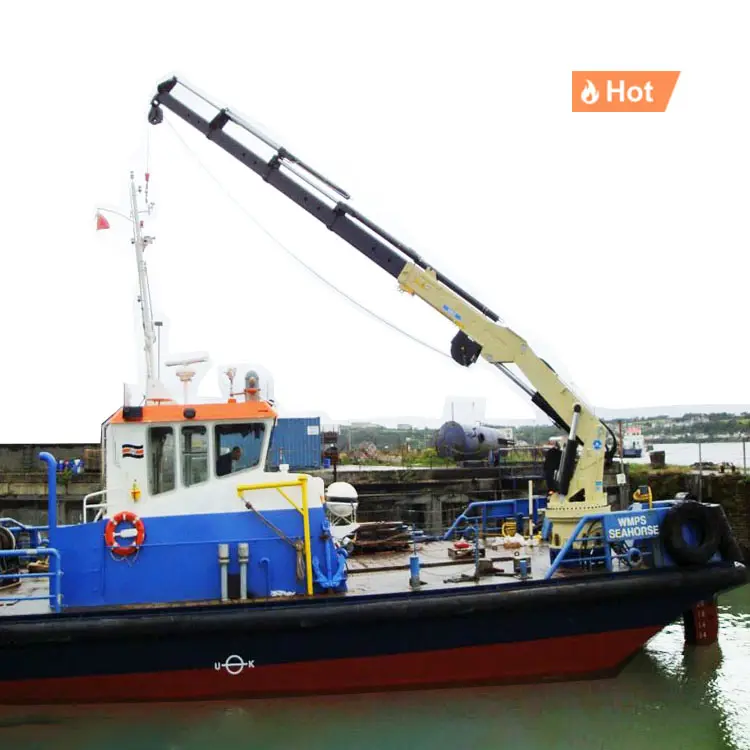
1;587;748;750
631;442;748;469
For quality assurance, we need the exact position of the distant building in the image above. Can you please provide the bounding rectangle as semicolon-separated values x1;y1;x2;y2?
397;423;412;430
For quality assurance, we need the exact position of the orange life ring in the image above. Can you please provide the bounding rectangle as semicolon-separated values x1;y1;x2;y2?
104;511;145;557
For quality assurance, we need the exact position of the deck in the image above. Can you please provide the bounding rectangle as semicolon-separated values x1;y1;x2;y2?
0;539;555;617
347;540;552;595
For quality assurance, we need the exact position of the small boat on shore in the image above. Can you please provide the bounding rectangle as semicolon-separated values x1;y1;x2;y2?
622;427;646;458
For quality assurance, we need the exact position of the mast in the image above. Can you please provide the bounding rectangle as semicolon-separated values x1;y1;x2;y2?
128;171;157;393
98;171;174;404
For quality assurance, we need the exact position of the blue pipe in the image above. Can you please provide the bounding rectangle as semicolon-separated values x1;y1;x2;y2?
38;452;57;531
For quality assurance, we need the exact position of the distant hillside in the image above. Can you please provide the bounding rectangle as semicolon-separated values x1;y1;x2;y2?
595;405;750;420
335;406;750;452
343;405;750;429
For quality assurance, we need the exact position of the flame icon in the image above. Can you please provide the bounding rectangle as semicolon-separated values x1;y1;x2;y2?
581;79;599;105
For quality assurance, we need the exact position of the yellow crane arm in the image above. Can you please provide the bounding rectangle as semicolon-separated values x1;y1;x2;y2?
147;76;613;548
397;263;608;523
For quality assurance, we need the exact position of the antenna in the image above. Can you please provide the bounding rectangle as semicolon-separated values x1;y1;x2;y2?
97;171;173;405
224;367;237;400
128;171;158;393
165;355;209;404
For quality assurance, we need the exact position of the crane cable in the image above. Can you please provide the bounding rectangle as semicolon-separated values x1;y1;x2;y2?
163;117;452;361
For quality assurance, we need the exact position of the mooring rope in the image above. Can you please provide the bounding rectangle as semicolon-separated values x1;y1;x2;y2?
244;502;306;581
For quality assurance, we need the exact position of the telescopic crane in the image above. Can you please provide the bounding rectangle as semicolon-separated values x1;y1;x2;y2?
147;77;618;552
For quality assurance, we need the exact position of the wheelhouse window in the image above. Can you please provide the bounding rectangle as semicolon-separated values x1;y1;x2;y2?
182;425;208;487
215;423;266;477
149;426;175;495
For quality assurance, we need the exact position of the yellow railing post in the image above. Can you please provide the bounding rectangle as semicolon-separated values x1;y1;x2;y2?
300;477;313;596
236;477;314;596
632;484;654;510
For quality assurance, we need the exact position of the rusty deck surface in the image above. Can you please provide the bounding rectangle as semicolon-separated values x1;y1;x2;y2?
347;539;551;595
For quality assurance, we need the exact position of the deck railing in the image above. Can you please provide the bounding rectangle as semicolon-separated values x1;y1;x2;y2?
82;489;109;522
544;511;659;579
236;477;313;595
0;518;47;548
0;548;62;613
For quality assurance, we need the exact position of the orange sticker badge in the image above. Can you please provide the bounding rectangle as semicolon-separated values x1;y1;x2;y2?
572;71;680;112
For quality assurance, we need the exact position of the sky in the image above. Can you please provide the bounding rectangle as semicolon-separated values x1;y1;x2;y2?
1;0;748;442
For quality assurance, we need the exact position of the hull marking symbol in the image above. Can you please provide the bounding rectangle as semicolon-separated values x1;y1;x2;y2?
214;655;255;675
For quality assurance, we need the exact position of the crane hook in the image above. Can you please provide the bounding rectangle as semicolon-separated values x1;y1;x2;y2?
148;102;164;125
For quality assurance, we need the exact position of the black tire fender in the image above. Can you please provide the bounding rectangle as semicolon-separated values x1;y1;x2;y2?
660;501;721;566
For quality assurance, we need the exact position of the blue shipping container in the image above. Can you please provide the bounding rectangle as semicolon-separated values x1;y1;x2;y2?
267;417;322;471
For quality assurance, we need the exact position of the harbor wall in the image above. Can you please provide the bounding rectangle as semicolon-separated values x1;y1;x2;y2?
629;465;750;561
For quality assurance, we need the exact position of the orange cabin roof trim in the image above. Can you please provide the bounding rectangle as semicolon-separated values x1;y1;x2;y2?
108;400;277;425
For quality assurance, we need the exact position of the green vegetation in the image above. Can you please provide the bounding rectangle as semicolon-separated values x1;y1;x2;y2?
329;411;749;467
403;448;455;468
627;463;691;499
337;425;437;457
335;411;749;458
511;425;561;444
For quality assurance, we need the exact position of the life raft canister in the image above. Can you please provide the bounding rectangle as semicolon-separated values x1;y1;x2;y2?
104;511;146;557
660;500;720;566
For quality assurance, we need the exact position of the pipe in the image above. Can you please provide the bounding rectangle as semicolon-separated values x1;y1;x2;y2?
238;542;249;601
528;480;534;537
218;543;229;602
38;452;57;531
300;478;313;596
39;547;62;613
260;557;271;597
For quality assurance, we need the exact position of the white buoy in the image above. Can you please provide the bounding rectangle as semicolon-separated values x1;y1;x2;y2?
325;481;359;524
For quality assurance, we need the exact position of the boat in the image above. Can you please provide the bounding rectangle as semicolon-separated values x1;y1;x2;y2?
622;427;646;458
0;85;747;704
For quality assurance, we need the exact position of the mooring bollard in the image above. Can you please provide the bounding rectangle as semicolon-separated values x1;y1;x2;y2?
409;553;421;589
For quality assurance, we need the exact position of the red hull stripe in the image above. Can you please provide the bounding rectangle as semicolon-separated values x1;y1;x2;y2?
0;626;661;705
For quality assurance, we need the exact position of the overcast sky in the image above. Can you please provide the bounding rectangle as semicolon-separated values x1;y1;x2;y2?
1;1;747;442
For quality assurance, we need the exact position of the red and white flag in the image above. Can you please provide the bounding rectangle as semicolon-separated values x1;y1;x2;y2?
95;212;110;231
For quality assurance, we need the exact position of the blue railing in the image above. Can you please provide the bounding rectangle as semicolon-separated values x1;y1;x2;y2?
0;518;48;549
544;510;662;580
545;515;606;579
443;498;546;541
0;547;62;613
0;452;64;613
